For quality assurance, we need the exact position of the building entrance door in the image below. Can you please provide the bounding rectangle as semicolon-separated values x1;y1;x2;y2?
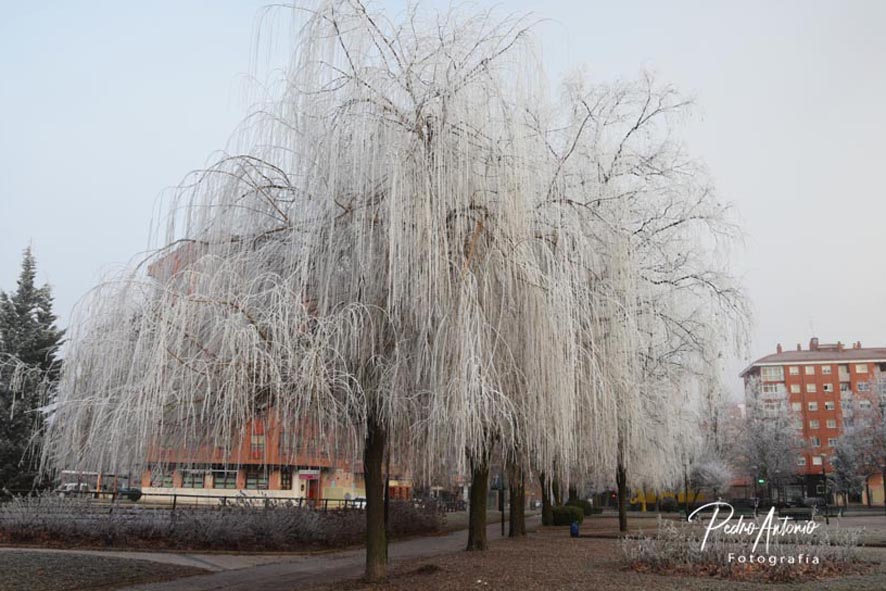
306;478;320;500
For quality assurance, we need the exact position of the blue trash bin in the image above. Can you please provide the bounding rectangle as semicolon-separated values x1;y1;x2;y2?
570;521;580;538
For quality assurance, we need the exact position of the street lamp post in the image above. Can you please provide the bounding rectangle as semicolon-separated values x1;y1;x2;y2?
774;468;782;505
880;461;886;517
876;382;886;515
821;452;829;526
491;473;506;537
751;464;759;518
880;397;886;516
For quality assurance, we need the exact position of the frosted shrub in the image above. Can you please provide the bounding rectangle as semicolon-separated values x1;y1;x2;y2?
0;494;440;550
621;518;866;583
0;494;103;541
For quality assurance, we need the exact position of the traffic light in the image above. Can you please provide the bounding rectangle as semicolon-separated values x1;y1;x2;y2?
757;478;766;485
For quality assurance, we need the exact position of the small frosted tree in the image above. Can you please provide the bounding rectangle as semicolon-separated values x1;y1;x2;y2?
737;378;802;501
830;428;866;507
690;454;733;501
841;397;886;507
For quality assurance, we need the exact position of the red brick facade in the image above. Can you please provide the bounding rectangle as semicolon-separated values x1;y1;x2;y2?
741;338;884;476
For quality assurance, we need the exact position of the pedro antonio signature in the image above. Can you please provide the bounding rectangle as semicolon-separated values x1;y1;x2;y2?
688;501;823;564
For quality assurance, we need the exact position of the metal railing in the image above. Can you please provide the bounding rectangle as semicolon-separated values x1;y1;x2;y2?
1;489;463;514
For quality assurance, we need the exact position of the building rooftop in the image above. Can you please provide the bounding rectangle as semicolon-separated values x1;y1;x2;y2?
740;337;886;377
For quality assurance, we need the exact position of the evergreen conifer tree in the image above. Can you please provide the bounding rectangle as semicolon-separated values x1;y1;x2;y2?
0;247;64;490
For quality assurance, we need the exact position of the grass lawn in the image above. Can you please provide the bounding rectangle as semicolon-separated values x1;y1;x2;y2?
0;551;205;591
306;526;886;591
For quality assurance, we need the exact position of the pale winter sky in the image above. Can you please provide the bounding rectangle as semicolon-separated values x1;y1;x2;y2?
2;1;885;398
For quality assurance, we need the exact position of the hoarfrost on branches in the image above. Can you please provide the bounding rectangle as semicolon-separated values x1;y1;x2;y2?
38;0;748;571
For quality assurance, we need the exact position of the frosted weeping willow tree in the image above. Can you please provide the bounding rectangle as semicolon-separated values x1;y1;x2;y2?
532;73;750;529
41;0;747;577
42;1;605;579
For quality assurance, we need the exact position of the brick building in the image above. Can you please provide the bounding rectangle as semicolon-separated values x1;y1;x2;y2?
140;414;414;504
741;337;886;503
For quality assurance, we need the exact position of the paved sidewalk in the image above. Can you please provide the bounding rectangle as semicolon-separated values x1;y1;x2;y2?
118;516;539;591
0;516;540;591
0;546;287;572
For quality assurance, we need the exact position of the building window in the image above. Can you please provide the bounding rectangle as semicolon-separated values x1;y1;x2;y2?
809;420;820;429
245;467;269;490
821;365;832;375
828;438;838;447
181;471;205;489
151;468;175;488
806;384;817;393
790;384;800;393
825;401;835;411
858;382;871;392
762;383;785;394
761;366;785;381
279;427;296;457
212;469;237;489
805;365;815;375
812;456;823;466
840;382;851;393
251;434;266;459
826;419;837;429
280;467;293;490
808;402;818;411
856;364;868;373
860;400;872;410
797;456;807;466
789;366;800;375
823;383;834;393
791;402;801;411
811;436;821;447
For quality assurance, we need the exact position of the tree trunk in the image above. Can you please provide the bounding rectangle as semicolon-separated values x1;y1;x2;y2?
508;462;526;537
882;467;886;515
363;414;388;582
384;452;390;536
567;484;578;503
616;461;628;533
540;472;553;526
466;455;490;551
552;478;562;506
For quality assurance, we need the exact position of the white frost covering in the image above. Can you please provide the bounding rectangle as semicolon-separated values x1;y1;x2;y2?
42;1;747;488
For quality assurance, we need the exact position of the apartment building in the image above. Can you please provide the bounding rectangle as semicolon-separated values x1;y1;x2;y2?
741;337;886;502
